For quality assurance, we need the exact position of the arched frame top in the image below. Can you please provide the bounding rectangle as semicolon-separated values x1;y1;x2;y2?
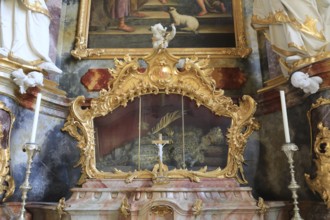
63;49;259;185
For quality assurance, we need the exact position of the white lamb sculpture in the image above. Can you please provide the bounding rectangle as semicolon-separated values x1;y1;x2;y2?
290;71;323;94
11;69;44;94
151;23;176;49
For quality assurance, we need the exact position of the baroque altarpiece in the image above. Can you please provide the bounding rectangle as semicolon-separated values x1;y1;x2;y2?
61;49;266;219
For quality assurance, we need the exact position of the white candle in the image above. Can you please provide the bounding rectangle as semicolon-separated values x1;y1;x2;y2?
279;90;291;143
30;93;42;143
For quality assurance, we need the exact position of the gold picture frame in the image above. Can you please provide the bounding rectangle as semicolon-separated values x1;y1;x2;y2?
63;49;259;185
71;0;251;59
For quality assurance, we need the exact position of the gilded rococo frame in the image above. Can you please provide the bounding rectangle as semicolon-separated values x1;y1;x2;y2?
71;0;251;59
305;97;330;208
0;101;15;202
63;49;259;184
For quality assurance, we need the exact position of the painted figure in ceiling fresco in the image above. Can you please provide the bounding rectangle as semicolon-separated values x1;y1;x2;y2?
252;0;330;68
0;0;62;74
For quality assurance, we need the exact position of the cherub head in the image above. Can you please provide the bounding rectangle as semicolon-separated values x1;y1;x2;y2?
291;71;323;94
291;71;310;89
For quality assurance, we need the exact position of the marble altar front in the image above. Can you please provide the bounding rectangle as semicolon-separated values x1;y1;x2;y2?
64;178;265;220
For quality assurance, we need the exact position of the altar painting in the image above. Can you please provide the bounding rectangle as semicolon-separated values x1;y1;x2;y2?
71;0;251;58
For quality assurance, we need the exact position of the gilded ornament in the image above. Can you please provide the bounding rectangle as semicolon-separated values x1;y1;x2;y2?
63;49;259;184
305;97;330;208
257;197;268;214
192;199;203;216
21;0;50;17
251;10;291;27
71;35;105;60
0;101;15;202
292;16;325;41
150;205;173;216
305;123;330;208
120;197;131;218
152;160;170;185
56;197;67;219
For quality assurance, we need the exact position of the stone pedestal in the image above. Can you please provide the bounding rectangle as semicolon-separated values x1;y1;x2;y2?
64;178;264;220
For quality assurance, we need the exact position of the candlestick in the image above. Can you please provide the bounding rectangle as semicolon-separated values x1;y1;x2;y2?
280;90;291;143
30;93;42;143
282;143;303;220
18;143;40;220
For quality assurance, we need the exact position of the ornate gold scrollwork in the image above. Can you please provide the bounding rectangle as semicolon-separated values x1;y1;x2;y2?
305;97;330;208
150;205;173;216
63;49;259;184
305;122;330;208
120;197;131;218
0;101;15;202
257;197;268;214
192;199;203;216
56;197;67;219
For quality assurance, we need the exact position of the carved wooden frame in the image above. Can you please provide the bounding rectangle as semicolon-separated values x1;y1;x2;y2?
63;49;259;184
71;0;251;59
0;101;15;202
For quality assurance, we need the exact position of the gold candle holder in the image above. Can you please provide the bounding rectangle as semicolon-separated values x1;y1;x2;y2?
282;143;303;220
17;143;40;220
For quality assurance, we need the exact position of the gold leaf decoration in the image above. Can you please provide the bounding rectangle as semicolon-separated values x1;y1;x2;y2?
63;49;258;183
0;101;15;202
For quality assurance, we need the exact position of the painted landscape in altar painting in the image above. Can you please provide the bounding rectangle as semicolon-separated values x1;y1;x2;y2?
88;0;235;49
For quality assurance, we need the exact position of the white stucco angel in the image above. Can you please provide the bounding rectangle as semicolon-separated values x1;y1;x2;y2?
0;0;62;74
290;71;323;94
11;69;44;94
151;23;176;49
